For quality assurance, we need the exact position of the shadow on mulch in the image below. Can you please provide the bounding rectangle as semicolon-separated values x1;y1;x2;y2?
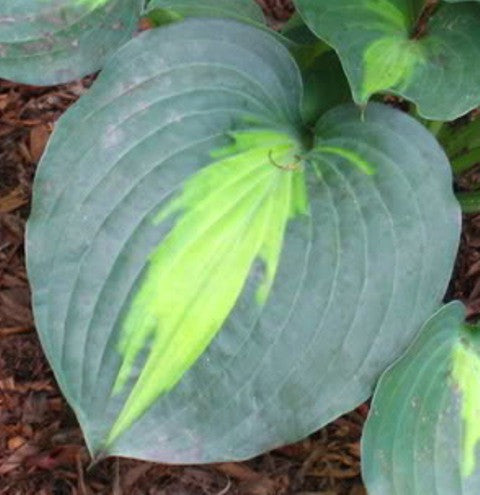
1;1;480;494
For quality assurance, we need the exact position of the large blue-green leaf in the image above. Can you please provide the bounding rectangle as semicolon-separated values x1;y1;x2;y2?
362;302;480;494
0;0;141;85
27;19;460;463
294;0;480;120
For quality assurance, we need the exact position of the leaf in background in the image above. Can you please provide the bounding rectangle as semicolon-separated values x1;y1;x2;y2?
145;0;265;27
362;302;480;494
281;12;317;45
27;19;460;464
438;117;480;175
0;0;142;86
280;12;333;83
294;0;480;120
301;50;351;126
456;192;480;215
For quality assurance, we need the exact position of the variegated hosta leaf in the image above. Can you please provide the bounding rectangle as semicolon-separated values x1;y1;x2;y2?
294;0;480;120
27;19;460;463
0;0;141;85
362;302;480;494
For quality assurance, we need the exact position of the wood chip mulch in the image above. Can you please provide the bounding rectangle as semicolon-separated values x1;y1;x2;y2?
1;1;480;493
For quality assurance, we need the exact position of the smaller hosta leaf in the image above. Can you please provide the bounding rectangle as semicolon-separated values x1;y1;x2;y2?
146;0;265;27
362;302;480;495
294;0;480;120
0;0;141;85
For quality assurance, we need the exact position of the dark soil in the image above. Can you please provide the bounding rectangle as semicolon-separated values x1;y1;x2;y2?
1;2;480;494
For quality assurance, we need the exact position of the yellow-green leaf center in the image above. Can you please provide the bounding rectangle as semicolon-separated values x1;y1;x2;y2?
452;340;480;477
105;129;308;445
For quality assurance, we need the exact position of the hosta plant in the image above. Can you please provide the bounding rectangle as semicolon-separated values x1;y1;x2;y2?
2;0;479;492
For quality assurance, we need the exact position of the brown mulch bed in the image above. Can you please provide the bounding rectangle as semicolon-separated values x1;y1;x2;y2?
1;2;480;494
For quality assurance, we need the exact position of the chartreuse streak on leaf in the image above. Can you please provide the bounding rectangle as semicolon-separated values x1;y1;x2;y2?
105;129;308;446
362;37;424;102
360;0;424;102
313;146;375;176
75;0;110;8
452;338;480;477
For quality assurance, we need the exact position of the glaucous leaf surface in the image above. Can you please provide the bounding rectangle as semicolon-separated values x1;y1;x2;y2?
294;0;480;120
362;302;480;494
27;19;460;463
0;0;141;85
